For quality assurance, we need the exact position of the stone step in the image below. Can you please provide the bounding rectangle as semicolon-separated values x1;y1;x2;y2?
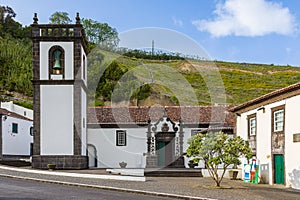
145;168;203;177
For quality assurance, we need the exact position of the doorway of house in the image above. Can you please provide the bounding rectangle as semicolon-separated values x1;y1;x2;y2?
88;145;97;168
274;154;284;184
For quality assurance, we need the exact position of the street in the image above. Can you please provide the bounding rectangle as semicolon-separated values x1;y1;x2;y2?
0;177;174;200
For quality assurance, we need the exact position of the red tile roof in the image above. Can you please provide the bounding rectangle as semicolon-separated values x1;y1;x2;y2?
0;108;33;121
88;106;234;126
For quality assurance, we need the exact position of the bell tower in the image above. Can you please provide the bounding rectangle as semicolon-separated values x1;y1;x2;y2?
31;13;88;169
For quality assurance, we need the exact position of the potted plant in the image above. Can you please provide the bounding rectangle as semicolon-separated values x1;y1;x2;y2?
119;161;127;168
47;164;56;170
188;159;199;168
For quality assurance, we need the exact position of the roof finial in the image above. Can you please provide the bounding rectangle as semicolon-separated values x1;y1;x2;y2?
76;12;80;24
33;13;38;24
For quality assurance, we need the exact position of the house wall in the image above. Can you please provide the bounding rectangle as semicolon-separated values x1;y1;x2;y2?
81;88;87;156
1;102;33;120
40;85;74;155
285;95;300;189
87;125;209;168
2;115;33;156
88;128;147;168
237;97;300;188
40;42;74;80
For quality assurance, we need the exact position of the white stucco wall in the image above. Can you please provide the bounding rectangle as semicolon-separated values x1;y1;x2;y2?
88;128;147;168
40;85;74;155
87;124;209;169
236;97;300;188
2;115;33;156
285;96;300;189
40;42;74;80
81;46;87;86
81;88;87;156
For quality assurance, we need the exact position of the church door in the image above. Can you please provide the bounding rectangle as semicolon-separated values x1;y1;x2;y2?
157;141;173;167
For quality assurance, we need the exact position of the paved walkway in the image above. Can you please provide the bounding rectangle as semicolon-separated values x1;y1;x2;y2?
0;165;299;200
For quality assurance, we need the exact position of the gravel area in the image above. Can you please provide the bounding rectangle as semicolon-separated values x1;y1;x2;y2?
0;165;299;200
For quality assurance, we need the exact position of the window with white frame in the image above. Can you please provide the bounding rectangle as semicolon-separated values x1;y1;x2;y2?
249;117;256;136
116;130;126;146
274;110;284;132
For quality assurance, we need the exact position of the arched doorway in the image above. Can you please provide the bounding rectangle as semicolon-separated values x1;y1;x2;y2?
87;144;97;168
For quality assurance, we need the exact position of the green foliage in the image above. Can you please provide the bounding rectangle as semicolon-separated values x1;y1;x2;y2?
49;11;72;24
0;36;32;97
120;48;184;60
13;100;33;110
82;18;119;51
187;132;252;187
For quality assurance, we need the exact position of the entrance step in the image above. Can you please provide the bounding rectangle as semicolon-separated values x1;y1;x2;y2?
145;168;203;177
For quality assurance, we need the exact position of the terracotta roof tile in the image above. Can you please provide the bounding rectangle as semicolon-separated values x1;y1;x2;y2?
0;108;32;121
88;106;234;126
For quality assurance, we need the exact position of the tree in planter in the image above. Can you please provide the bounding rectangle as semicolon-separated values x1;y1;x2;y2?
186;131;252;187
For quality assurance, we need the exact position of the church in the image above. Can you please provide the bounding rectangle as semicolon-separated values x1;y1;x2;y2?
30;13;234;170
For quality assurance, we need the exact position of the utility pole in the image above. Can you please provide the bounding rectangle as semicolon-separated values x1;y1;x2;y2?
151;40;154;57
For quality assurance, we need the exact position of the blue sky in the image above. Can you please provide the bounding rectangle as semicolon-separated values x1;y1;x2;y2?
1;0;300;66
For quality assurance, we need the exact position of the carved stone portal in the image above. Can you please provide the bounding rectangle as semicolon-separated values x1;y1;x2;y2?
146;116;184;168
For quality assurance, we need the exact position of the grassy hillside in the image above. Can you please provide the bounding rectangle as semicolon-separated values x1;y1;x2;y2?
88;49;300;106
2;45;300;108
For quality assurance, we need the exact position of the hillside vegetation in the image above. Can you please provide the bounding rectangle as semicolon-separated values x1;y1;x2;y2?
88;49;300;106
1;6;300;108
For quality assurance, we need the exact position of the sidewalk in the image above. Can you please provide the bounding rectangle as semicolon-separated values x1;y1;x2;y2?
0;165;299;200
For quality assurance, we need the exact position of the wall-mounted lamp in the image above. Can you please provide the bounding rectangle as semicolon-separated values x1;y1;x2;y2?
235;113;241;117
257;107;265;113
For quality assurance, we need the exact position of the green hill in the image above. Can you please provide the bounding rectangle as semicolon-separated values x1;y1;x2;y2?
88;49;300;106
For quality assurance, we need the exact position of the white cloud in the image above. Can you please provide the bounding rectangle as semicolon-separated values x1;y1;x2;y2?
172;16;183;27
192;0;297;37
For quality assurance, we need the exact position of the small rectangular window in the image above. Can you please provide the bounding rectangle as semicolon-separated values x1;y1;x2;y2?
116;130;126;146
249;117;256;136
12;123;18;134
274;110;284;132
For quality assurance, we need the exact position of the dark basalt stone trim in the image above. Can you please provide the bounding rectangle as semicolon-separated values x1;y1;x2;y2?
87;123;148;129
32;80;88;93
0;114;2;159
31;155;88;169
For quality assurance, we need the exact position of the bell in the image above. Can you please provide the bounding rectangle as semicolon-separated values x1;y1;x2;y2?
53;60;61;69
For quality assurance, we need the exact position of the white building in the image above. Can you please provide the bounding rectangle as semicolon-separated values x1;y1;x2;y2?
30;13;234;170
231;82;300;189
0;108;33;160
1;101;33;120
87;106;234;169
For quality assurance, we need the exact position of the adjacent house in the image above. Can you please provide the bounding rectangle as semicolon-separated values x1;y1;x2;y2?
231;82;300;189
0;107;33;160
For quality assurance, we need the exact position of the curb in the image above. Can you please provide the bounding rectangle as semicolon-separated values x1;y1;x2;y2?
0;173;215;200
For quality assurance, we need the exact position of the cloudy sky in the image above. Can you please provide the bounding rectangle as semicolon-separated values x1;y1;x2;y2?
1;0;300;66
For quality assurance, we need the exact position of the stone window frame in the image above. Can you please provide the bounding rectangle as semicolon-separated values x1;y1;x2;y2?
48;45;65;79
271;105;285;134
247;113;257;137
116;130;127;146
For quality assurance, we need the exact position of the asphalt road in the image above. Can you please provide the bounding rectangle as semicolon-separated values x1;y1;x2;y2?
0;177;174;200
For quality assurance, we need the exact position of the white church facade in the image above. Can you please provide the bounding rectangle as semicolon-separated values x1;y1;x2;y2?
30;13;234;170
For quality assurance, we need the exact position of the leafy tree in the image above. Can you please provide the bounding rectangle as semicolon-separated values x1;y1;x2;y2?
0;6;29;38
187;132;252;187
49;11;72;24
82;18;119;50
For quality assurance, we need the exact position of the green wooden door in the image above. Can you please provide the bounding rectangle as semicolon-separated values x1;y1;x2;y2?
157;141;165;167
274;154;284;184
